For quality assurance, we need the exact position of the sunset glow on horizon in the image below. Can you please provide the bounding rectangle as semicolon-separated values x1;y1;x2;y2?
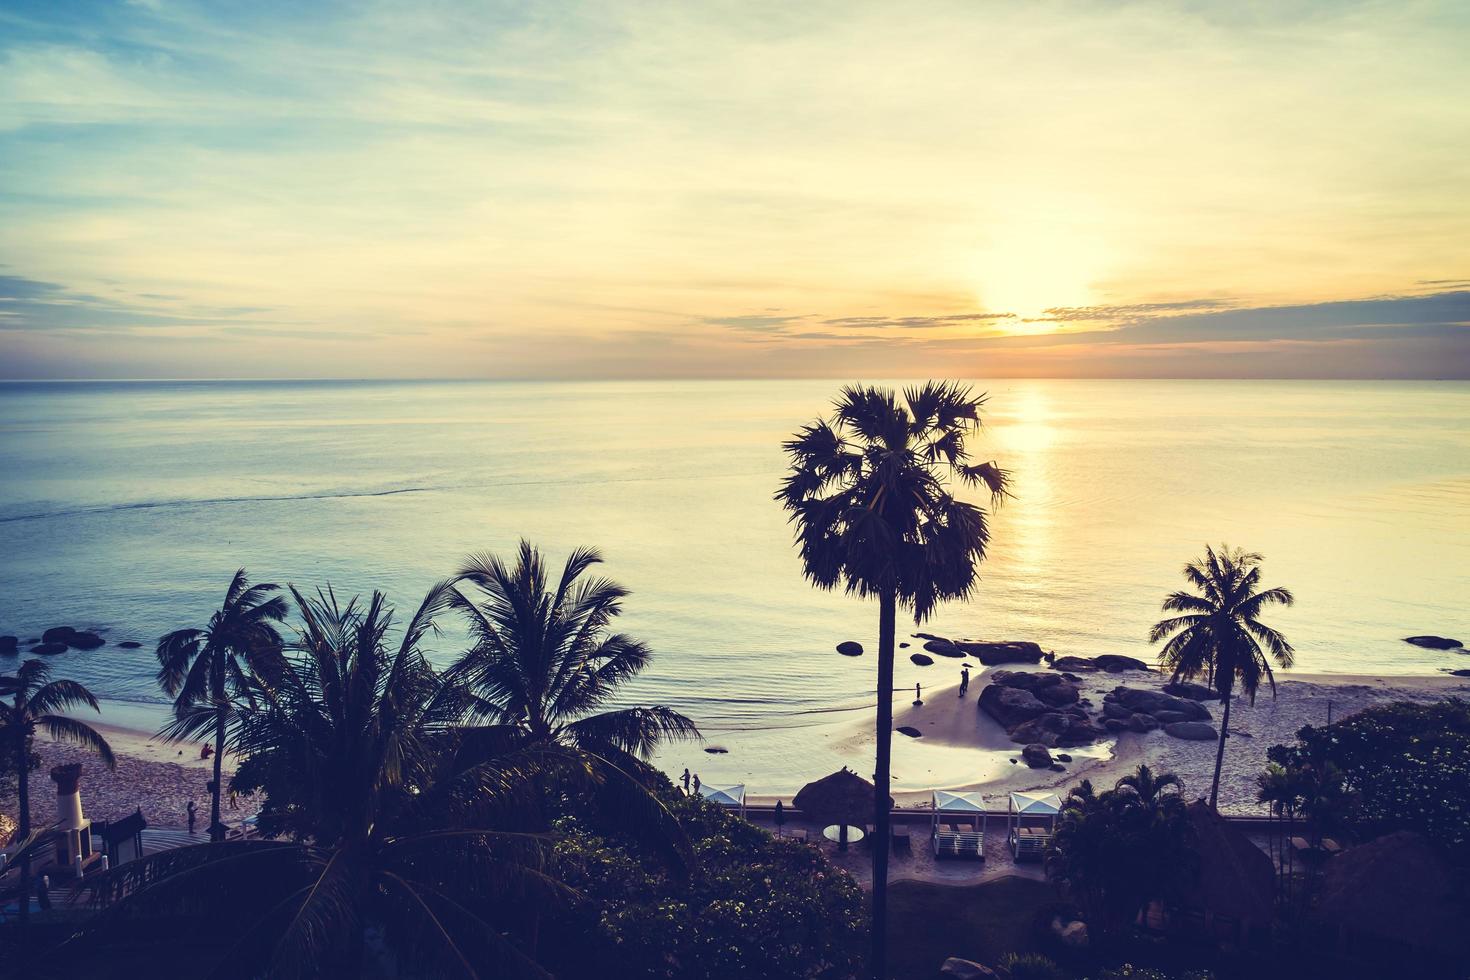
1;0;1467;379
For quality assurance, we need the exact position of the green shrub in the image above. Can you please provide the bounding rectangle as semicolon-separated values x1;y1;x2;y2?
1001;951;1066;980
549;787;867;979
1268;698;1470;863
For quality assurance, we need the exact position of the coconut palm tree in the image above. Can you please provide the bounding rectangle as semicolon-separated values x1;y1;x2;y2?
448;542;698;760
777;382;1007;980
1150;545;1294;810
77;582;568;979
0;659;115;930
156;569;288;841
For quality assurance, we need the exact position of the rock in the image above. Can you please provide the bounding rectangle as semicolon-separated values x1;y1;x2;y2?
836;641;863;657
42;627;78;644
1449;669;1470;677
1102;701;1132;720
954;640;1044;665
938;958;1003;980
1104;718;1129;733
1127;713;1162;733
1049;762;1066;772
1010;712;1106;747
1051;655;1097;672
30;642;68;655
1093;654;1150;673
67;631;105;650
1152;710;1193;725
1055;753;1072;762
1036;682;1080;708
1022;743;1053;769
909;653;935;666
899;642;910;648
924;639;964;658
704;746;729;754
1106;687;1212;721
1405;635;1463;650
896;726;922;738
978;684;1050;728
1163;681;1220;701
117;641;143;649
1164;721;1218;741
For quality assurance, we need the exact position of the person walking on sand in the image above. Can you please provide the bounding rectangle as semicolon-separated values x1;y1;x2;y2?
681;767;691;794
960;665;970;696
187;800;197;835
914;682;923;706
692;773;701;796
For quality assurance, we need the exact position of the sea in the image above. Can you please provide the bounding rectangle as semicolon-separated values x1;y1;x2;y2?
1;379;1467;793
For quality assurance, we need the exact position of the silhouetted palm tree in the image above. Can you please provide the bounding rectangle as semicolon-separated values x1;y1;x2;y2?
1150;545;1294;810
83;583;566;978
777;382;1007;980
156;569;288;841
447;543;699;865
0;659;114;930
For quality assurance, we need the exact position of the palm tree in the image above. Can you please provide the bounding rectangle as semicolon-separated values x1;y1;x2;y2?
1149;545;1294;810
0;659;115;930
156;568;288;841
449;542;699;760
777;382;1007;979
79;582;568;978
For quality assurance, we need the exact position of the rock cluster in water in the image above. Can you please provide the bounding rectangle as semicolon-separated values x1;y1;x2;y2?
3;626;110;655
1049;653;1151;673
1404;635;1463;650
913;633;1045;665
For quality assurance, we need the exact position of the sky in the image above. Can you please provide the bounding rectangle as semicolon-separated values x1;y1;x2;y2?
1;0;1468;379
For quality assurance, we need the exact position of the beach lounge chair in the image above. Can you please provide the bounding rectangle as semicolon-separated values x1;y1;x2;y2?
1009;826;1051;861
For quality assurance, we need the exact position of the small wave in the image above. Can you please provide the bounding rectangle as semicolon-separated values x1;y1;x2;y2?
0;485;437;525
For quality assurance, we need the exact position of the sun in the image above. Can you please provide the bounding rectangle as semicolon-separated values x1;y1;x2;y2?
970;223;1107;333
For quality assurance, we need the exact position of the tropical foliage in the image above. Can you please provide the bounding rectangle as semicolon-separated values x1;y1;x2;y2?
1149;545;1294;808
155;568;289;840
548;789;866;980
777;382;1007;980
1268;698;1470;866
1045;766;1197;937
0;659;114;928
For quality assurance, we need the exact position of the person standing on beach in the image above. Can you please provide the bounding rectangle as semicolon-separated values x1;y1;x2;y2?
692;773;701;796
914;683;923;705
681;767;691;794
960;665;970;696
187;800;197;835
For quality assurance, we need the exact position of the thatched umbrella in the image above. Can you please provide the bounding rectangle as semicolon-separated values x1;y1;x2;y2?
1185;802;1275;924
1317;831;1470;957
793;767;894;849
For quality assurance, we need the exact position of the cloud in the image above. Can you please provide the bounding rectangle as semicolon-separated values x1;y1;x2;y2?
1027;299;1236;323
0;270;274;333
821;312;1016;329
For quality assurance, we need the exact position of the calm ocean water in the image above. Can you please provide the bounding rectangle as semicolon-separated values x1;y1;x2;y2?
1;379;1467;791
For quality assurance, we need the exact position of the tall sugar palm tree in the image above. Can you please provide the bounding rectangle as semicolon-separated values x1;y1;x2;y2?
777;382;1007;980
77;582;567;979
0;659;115;930
1150;545;1294;810
156;568;288;841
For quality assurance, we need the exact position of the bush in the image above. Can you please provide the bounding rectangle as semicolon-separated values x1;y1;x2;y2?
1268;698;1470;863
1002;951;1066;980
549;787;867;980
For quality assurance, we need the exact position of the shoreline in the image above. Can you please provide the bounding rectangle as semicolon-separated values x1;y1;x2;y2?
12;669;1468;831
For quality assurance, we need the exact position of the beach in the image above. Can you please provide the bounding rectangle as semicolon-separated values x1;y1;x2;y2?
30;665;1467;835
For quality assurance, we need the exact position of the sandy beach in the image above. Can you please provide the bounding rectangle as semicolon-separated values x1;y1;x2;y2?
754;667;1470;815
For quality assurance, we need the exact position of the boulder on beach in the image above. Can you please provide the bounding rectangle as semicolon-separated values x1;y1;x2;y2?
836;641;863;657
1050;655;1097;672
704;746;729;754
987;670;1080;707
1010;711;1106;748
42;626;78;644
896;725;922;738
68;631;105;650
1404;635;1463;650
1022;743;1053;769
1106;686;1212;721
1163;680;1220;701
1093;654;1150;673
30;642;68;655
1164;721;1218;741
1055;753;1072;762
954;640;1044;665
978;684;1049;728
1449;669;1470;678
909;653;934;666
117;641;143;649
1127;713;1162;733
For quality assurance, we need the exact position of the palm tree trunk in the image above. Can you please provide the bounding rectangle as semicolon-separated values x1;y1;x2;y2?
1208;692;1232;810
210;657;226;842
871;587;896;980
16;729;31;931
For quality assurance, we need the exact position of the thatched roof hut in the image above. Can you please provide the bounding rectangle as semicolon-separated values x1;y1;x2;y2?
1317;831;1470;957
793;767;893;826
1184;802;1275;923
